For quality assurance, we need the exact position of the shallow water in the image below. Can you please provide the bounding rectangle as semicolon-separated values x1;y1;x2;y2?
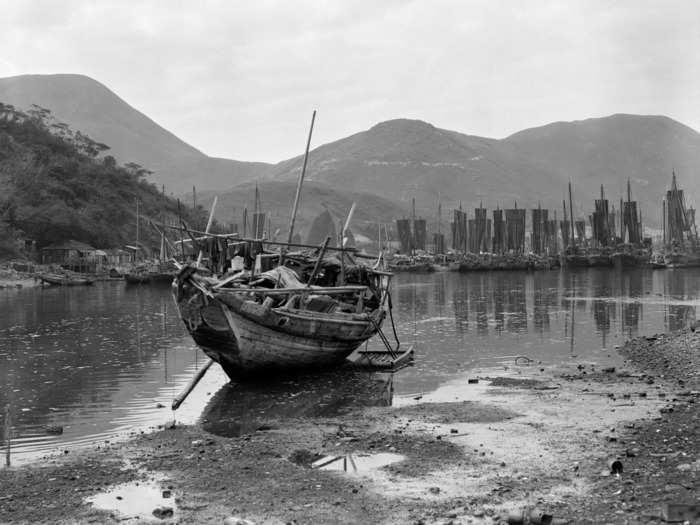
1;268;698;464
312;452;405;473
85;477;176;522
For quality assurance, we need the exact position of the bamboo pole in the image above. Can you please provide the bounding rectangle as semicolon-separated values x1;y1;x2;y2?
4;404;10;468
196;196;218;267
172;359;214;410
307;236;331;286
284;110;317;254
177;199;185;260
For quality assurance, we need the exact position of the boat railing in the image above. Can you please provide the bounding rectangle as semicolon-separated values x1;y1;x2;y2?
213;285;370;295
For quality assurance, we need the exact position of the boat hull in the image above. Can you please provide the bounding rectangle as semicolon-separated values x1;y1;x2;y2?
611;252;649;268
665;253;700;268
39;273;93;286
176;286;385;377
125;272;175;285
388;262;434;273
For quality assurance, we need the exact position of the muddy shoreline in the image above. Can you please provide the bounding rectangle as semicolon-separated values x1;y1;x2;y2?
1;330;699;524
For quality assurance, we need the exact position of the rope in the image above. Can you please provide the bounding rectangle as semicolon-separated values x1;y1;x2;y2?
369;317;397;359
387;291;401;351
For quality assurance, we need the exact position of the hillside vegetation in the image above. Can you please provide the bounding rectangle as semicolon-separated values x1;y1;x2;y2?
0;74;270;193
0;102;210;258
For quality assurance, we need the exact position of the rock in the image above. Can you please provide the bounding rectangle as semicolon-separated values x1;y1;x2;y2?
156;403;165;408
428;486;441;494
610;459;623;474
45;425;63;435
468;378;479;384
223;517;255;525
162;490;172;498
152;506;174;519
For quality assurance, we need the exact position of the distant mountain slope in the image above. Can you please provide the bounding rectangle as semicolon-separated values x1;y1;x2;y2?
269;116;700;226
0;103;206;254
197;180;410;245
0;74;271;193
4;73;698;228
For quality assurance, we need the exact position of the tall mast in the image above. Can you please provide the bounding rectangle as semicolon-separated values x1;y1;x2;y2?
285;110;316;249
662;199;666;246
627;178;631;204
620;197;624;242
136;198;140;245
411;197;416;256
253;183;259;238
568;181;575;247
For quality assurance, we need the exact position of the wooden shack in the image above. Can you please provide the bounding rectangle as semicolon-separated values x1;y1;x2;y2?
41;240;97;265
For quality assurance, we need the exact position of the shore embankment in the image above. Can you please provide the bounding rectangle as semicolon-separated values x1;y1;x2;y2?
0;263;41;289
0;330;698;524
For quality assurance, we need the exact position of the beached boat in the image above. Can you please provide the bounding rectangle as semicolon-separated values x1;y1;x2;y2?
39;272;94;286
174;262;396;378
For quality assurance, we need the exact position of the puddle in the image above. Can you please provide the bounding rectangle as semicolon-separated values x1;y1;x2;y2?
85;479;176;522
311;452;404;473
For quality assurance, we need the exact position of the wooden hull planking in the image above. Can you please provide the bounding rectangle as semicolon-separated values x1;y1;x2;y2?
177;287;385;376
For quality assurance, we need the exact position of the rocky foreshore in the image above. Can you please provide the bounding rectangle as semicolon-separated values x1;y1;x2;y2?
0;330;698;524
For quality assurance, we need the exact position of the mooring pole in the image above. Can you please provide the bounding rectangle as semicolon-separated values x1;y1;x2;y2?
4;404;10;468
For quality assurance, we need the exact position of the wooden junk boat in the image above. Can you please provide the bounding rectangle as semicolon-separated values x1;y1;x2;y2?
173;243;411;378
173;111;411;381
39;272;94;286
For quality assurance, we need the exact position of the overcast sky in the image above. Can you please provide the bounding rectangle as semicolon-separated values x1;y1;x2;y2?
2;0;699;162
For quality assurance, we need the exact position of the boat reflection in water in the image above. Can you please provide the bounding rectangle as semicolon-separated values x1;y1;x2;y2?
201;367;394;438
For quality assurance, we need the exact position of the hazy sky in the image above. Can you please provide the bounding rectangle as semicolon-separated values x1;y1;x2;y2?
2;0;699;162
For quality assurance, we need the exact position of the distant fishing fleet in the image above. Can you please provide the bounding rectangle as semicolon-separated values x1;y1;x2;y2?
388;172;699;271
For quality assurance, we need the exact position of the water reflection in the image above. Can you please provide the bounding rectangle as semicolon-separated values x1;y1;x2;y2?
201;368;393;437
387;268;700;396
0;283;201;464
2;268;700;464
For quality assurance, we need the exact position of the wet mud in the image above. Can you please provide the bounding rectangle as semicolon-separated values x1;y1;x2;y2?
2;329;697;525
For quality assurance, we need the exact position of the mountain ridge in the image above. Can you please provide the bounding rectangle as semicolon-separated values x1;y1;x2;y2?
0;74;272;193
2;73;698;228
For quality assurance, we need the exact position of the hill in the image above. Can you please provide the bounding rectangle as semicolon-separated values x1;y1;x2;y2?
0;103;209;256
197;180;410;246
0;74;271;193
268;115;700;226
4;73;698;229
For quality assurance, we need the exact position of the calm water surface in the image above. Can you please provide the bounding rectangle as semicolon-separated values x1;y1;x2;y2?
1;268;699;464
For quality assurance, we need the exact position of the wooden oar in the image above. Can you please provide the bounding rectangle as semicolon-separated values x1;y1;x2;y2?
172;359;214;410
